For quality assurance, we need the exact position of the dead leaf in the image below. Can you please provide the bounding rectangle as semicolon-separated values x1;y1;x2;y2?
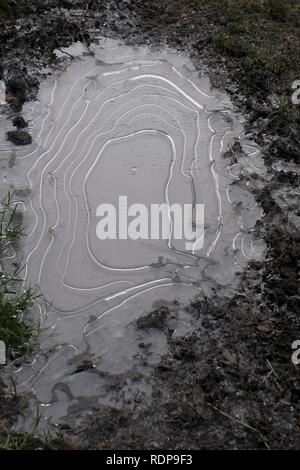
193;389;211;419
0;417;9;427
222;349;237;366
5;93;15;103
61;434;88;450
257;320;274;333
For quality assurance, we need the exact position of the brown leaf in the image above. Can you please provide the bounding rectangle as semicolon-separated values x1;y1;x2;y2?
61;434;88;450
193;389;211;419
222;349;237;366
257;320;274;333
5;93;15;103
0;417;9;428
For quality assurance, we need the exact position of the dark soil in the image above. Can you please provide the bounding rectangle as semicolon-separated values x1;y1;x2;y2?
75;295;300;449
0;0;299;450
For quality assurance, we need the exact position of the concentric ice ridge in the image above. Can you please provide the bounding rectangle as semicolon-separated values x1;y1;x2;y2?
1;38;266;429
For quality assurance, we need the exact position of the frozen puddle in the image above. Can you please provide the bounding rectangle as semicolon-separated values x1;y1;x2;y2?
1;39;265;429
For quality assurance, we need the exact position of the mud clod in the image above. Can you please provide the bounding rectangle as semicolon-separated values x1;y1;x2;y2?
12;115;28;128
136;306;170;331
7;129;32;145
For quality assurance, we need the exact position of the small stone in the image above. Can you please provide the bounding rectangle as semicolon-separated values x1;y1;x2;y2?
7;130;32;146
138;342;152;349
12;116;28;128
257;320;274;333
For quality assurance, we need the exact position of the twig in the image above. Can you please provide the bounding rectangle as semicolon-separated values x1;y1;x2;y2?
207;402;270;449
57;48;74;59
266;359;279;380
262;369;273;384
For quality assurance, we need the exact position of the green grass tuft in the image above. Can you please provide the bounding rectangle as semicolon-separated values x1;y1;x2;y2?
0;192;39;360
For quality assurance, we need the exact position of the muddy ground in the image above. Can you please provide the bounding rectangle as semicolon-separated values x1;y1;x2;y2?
0;0;300;449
